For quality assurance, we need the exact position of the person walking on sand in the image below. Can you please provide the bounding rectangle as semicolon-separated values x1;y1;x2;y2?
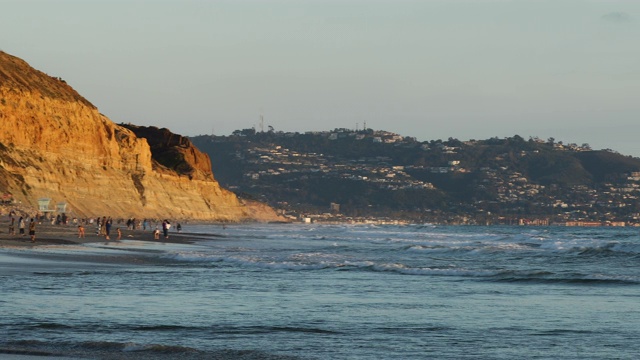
78;224;85;238
117;227;122;241
28;218;36;243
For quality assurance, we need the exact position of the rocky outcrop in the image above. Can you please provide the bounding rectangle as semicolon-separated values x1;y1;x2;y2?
0;51;284;222
120;124;215;181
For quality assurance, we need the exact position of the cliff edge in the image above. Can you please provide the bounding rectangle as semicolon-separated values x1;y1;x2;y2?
0;51;283;222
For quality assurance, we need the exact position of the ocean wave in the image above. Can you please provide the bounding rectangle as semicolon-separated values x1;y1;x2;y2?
29;322;73;329
130;324;196;331
120;342;199;353
540;240;640;256
531;329;598;336
160;242;640;285
0;339;303;360
371;263;498;277
399;236;640;258
489;270;640;285
375;326;452;334
218;325;340;335
403;242;540;255
163;251;496;277
0;339;202;357
404;244;450;252
128;323;341;335
165;251;341;271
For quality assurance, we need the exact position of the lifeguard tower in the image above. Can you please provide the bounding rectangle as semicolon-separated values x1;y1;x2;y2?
56;202;68;214
37;198;55;219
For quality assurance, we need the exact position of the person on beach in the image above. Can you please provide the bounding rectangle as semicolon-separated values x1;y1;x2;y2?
105;217;112;240
18;216;25;236
153;226;160;240
143;219;148;231
78;224;85;238
117;227;122;241
162;220;170;239
28;218;36;243
177;223;182;233
9;216;15;235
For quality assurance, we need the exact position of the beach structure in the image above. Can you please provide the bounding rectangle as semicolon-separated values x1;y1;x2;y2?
37;198;55;217
56;202;68;214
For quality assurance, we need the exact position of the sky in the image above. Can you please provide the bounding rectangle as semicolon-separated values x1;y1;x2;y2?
2;0;639;156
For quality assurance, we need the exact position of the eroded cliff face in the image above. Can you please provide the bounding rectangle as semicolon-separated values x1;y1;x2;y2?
0;51;282;221
120;124;215;181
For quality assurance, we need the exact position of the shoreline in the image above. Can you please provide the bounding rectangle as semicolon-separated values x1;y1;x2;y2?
0;217;213;249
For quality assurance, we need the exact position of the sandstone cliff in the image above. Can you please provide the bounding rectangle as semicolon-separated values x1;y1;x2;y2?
0;51;283;222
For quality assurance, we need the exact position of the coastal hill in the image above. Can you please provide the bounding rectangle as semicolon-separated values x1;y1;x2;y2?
191;129;640;225
0;51;282;221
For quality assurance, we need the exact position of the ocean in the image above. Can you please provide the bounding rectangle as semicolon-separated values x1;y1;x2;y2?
1;224;639;359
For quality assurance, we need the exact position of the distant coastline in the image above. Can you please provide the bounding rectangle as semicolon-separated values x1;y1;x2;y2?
192;131;640;226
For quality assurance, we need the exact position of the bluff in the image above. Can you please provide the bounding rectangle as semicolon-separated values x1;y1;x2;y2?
0;51;281;221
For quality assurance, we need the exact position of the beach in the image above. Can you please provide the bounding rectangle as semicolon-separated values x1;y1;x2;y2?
0;216;206;249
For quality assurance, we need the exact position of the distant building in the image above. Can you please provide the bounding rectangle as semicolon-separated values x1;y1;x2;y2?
330;203;340;212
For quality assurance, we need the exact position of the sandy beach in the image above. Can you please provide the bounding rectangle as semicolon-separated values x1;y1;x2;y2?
0;215;214;249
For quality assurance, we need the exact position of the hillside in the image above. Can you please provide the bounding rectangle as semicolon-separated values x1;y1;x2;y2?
191;130;640;224
0;51;282;222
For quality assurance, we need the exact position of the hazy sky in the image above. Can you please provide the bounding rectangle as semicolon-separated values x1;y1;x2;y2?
2;0;639;156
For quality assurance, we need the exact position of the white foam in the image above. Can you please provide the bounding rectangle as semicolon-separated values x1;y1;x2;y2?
373;263;497;277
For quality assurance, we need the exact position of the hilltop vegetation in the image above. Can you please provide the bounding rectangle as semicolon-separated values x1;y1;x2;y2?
191;129;640;224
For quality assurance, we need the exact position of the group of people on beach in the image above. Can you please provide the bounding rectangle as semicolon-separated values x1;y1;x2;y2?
7;212;37;243
152;219;181;240
7;211;183;243
82;217;181;241
93;216;117;240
